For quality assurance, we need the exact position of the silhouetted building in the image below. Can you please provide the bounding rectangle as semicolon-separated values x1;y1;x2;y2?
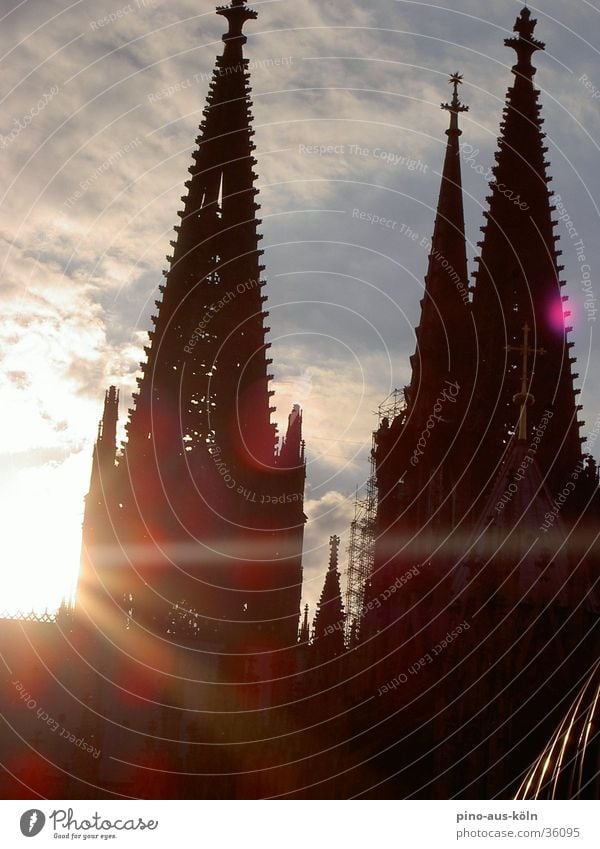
0;4;598;801
78;0;306;657
372;68;473;603
352;7;600;798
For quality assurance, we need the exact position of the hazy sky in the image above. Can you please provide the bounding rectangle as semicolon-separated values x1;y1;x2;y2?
1;0;599;617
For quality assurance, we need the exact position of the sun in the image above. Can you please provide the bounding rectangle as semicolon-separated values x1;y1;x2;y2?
0;451;87;615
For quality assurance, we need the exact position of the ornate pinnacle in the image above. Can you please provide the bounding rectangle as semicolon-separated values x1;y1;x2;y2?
441;72;468;135
329;535;340;571
441;72;469;115
513;7;538;42
505;7;545;75
299;603;310;643
217;0;257;44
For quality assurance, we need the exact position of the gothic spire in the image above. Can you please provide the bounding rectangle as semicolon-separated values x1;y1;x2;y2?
95;386;119;469
373;74;472;542
299;603;310;644
278;404;305;468
84;386;119;511
469;7;584;513
81;1;307;648
408;72;471;411
329;534;340;571
312;536;345;660
505;6;545;78
77;386;120;615
124;0;275;471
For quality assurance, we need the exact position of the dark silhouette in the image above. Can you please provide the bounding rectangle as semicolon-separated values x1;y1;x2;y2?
0;5;598;800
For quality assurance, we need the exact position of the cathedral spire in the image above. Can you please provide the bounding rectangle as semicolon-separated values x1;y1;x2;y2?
84;386;119;506
312;536;345;660
278;404;305;468
81;0;307;648
373;74;472;542
96;386;119;468
408;72;471;412
125;0;274;470
77;386;120;615
329;534;340;571
505;6;545;78
299;603;310;645
469;8;585;513
217;0;257;44
441;72;469;133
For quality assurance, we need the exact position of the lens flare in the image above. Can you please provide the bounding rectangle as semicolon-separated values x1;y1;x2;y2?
547;295;569;334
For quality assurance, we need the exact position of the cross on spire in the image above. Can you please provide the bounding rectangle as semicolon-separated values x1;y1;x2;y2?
441;72;468;134
506;323;546;441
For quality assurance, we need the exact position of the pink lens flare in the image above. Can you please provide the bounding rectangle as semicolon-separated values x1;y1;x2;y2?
546;294;574;335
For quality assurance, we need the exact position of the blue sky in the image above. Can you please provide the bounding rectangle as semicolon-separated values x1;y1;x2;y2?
0;0;599;616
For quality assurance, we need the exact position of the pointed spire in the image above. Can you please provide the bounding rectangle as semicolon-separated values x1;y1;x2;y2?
217;0;257;45
77;386;120;614
56;598;74;628
278;404;305;467
373;73;472;541
470;9;584;512
86;386;119;496
328;533;340;571
299;603;310;644
96;386;119;466
312;535;345;659
505;7;545;78
125;0;275;469
408;72;471;411
82;3;306;648
441;72;469;134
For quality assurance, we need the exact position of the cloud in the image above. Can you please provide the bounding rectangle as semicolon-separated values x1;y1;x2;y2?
5;369;30;389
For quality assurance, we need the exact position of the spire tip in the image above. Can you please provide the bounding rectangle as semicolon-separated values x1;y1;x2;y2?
217;0;257;42
505;6;545;62
441;72;468;127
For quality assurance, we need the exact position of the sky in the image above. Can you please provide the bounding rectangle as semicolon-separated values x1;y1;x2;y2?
0;0;599;618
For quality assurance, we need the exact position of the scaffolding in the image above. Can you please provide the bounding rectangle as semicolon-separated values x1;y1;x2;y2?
344;390;406;642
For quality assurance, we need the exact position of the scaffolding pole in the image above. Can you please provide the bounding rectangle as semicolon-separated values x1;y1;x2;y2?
344;389;405;642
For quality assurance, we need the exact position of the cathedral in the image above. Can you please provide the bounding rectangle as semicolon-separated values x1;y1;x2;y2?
0;2;598;799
